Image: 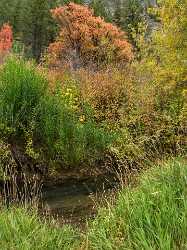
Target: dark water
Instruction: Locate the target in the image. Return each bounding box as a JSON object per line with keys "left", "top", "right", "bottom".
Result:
{"left": 41, "top": 175, "right": 117, "bottom": 226}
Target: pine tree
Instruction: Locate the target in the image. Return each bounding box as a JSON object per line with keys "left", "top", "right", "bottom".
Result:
{"left": 21, "top": 0, "right": 59, "bottom": 60}
{"left": 89, "top": 0, "right": 112, "bottom": 22}
{"left": 113, "top": 0, "right": 145, "bottom": 40}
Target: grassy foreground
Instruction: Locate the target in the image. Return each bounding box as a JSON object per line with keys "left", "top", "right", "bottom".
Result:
{"left": 0, "top": 159, "right": 187, "bottom": 250}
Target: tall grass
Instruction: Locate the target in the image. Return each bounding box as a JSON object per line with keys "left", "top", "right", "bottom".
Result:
{"left": 0, "top": 57, "right": 47, "bottom": 136}
{"left": 0, "top": 159, "right": 186, "bottom": 250}
{"left": 0, "top": 57, "right": 113, "bottom": 168}
{"left": 37, "top": 88, "right": 114, "bottom": 166}
{"left": 87, "top": 159, "right": 187, "bottom": 249}
{"left": 0, "top": 207, "right": 79, "bottom": 250}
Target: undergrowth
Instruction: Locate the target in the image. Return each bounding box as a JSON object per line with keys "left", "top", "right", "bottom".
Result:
{"left": 0, "top": 159, "right": 186, "bottom": 250}
{"left": 0, "top": 57, "right": 113, "bottom": 169}
{"left": 0, "top": 207, "right": 80, "bottom": 250}
{"left": 87, "top": 159, "right": 187, "bottom": 250}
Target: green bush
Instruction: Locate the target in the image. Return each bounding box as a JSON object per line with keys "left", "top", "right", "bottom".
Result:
{"left": 36, "top": 84, "right": 114, "bottom": 167}
{"left": 0, "top": 57, "right": 113, "bottom": 168}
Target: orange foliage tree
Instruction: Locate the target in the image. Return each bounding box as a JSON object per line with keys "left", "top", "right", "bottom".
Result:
{"left": 0, "top": 23, "right": 13, "bottom": 63}
{"left": 48, "top": 3, "right": 133, "bottom": 69}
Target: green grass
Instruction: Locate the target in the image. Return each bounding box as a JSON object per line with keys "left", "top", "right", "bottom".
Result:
{"left": 87, "top": 159, "right": 187, "bottom": 250}
{"left": 0, "top": 207, "right": 80, "bottom": 250}
{"left": 0, "top": 57, "right": 113, "bottom": 167}
{"left": 0, "top": 56, "right": 47, "bottom": 134}
{"left": 0, "top": 159, "right": 186, "bottom": 249}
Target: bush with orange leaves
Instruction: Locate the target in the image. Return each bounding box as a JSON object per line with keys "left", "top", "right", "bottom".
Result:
{"left": 47, "top": 3, "right": 133, "bottom": 69}
{"left": 0, "top": 23, "right": 13, "bottom": 64}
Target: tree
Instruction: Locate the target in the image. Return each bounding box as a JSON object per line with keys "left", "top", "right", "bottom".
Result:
{"left": 132, "top": 0, "right": 187, "bottom": 153}
{"left": 0, "top": 23, "right": 13, "bottom": 63}
{"left": 113, "top": 0, "right": 145, "bottom": 44}
{"left": 89, "top": 0, "right": 112, "bottom": 22}
{"left": 47, "top": 3, "right": 133, "bottom": 69}
{"left": 0, "top": 0, "right": 61, "bottom": 61}
{"left": 22, "top": 0, "right": 59, "bottom": 61}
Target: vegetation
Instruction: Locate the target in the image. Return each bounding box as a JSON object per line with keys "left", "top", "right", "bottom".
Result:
{"left": 0, "top": 159, "right": 186, "bottom": 249}
{"left": 0, "top": 23, "right": 13, "bottom": 63}
{"left": 48, "top": 3, "right": 133, "bottom": 69}
{"left": 0, "top": 57, "right": 113, "bottom": 168}
{"left": 0, "top": 0, "right": 153, "bottom": 60}
{"left": 0, "top": 0, "right": 185, "bottom": 181}
{"left": 0, "top": 207, "right": 80, "bottom": 250}
{"left": 87, "top": 159, "right": 187, "bottom": 249}
{"left": 0, "top": 0, "right": 186, "bottom": 249}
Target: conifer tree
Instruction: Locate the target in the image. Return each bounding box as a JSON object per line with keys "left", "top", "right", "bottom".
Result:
{"left": 90, "top": 0, "right": 112, "bottom": 22}
{"left": 113, "top": 0, "right": 145, "bottom": 44}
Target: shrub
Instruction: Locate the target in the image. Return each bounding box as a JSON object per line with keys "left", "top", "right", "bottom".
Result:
{"left": 0, "top": 23, "right": 13, "bottom": 64}
{"left": 36, "top": 82, "right": 114, "bottom": 167}
{"left": 111, "top": 0, "right": 187, "bottom": 163}
{"left": 47, "top": 3, "right": 133, "bottom": 69}
{"left": 76, "top": 67, "right": 135, "bottom": 129}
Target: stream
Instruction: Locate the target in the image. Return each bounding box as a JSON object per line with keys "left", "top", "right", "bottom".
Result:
{"left": 41, "top": 174, "right": 118, "bottom": 226}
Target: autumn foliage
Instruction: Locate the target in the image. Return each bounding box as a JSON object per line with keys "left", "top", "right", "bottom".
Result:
{"left": 0, "top": 23, "right": 13, "bottom": 53}
{"left": 0, "top": 23, "right": 13, "bottom": 64}
{"left": 48, "top": 3, "right": 133, "bottom": 69}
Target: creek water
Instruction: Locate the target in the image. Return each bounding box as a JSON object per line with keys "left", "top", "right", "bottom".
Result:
{"left": 41, "top": 175, "right": 117, "bottom": 226}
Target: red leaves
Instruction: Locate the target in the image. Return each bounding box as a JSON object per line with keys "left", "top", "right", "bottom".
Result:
{"left": 0, "top": 23, "right": 13, "bottom": 53}
{"left": 48, "top": 3, "right": 133, "bottom": 68}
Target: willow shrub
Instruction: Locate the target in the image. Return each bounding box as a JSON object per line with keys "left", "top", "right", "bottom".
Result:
{"left": 0, "top": 57, "right": 113, "bottom": 168}
{"left": 109, "top": 0, "right": 187, "bottom": 164}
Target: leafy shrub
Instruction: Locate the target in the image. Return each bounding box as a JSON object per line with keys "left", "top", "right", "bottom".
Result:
{"left": 0, "top": 23, "right": 13, "bottom": 64}
{"left": 47, "top": 3, "right": 133, "bottom": 69}
{"left": 108, "top": 0, "right": 187, "bottom": 164}
{"left": 75, "top": 67, "right": 135, "bottom": 130}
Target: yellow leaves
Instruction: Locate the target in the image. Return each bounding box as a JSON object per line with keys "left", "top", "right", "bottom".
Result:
{"left": 62, "top": 86, "right": 79, "bottom": 111}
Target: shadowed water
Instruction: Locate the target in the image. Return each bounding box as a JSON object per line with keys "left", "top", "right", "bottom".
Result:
{"left": 41, "top": 175, "right": 117, "bottom": 225}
